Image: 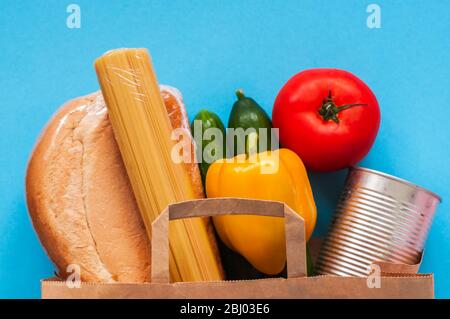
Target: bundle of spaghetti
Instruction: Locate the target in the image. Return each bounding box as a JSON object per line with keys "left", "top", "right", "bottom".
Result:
{"left": 95, "top": 48, "right": 223, "bottom": 282}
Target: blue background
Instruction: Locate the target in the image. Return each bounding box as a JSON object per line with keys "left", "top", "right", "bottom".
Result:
{"left": 0, "top": 0, "right": 449, "bottom": 298}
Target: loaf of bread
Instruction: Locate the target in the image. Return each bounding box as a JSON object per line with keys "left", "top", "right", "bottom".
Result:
{"left": 26, "top": 86, "right": 203, "bottom": 282}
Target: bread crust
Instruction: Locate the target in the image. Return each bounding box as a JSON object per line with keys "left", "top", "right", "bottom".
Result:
{"left": 26, "top": 86, "right": 206, "bottom": 283}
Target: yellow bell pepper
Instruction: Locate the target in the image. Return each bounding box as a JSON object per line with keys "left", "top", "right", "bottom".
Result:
{"left": 206, "top": 148, "right": 317, "bottom": 275}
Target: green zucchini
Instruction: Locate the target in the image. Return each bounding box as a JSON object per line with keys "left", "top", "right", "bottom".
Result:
{"left": 228, "top": 89, "right": 273, "bottom": 157}
{"left": 191, "top": 110, "right": 226, "bottom": 185}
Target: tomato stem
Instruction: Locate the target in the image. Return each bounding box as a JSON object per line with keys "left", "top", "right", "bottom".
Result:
{"left": 318, "top": 90, "right": 367, "bottom": 123}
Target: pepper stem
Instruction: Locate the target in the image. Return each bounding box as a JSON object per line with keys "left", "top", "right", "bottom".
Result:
{"left": 318, "top": 90, "right": 367, "bottom": 123}
{"left": 246, "top": 131, "right": 259, "bottom": 158}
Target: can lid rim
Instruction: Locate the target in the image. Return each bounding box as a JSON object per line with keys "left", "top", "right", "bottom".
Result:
{"left": 351, "top": 167, "right": 442, "bottom": 203}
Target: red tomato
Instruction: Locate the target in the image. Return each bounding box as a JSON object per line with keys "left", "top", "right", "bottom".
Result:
{"left": 272, "top": 69, "right": 380, "bottom": 172}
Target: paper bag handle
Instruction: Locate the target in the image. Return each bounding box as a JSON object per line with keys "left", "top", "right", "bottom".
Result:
{"left": 151, "top": 197, "right": 307, "bottom": 283}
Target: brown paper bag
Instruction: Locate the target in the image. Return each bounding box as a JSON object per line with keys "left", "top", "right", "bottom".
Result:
{"left": 41, "top": 198, "right": 434, "bottom": 299}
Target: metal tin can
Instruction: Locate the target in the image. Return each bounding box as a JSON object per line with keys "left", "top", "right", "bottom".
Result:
{"left": 315, "top": 167, "right": 441, "bottom": 277}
